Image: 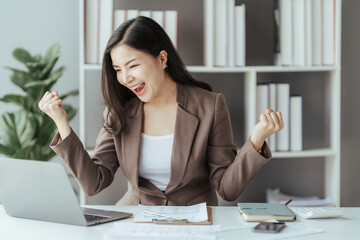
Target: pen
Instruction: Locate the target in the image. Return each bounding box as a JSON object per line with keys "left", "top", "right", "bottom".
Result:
{"left": 143, "top": 210, "right": 183, "bottom": 220}
{"left": 285, "top": 199, "right": 292, "bottom": 206}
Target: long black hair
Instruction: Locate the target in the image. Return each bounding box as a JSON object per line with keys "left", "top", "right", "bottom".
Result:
{"left": 101, "top": 16, "right": 212, "bottom": 135}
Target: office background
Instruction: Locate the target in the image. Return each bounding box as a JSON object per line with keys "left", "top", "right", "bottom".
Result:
{"left": 0, "top": 0, "right": 359, "bottom": 207}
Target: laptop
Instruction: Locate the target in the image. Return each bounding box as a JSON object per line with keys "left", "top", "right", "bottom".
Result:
{"left": 0, "top": 157, "right": 132, "bottom": 226}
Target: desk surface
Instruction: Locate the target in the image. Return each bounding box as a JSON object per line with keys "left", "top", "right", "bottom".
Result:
{"left": 0, "top": 205, "right": 359, "bottom": 240}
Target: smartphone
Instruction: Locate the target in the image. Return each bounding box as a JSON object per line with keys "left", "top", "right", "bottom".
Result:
{"left": 252, "top": 222, "right": 286, "bottom": 233}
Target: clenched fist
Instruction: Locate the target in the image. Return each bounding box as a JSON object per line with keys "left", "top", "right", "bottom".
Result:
{"left": 251, "top": 109, "right": 284, "bottom": 152}
{"left": 39, "top": 91, "right": 71, "bottom": 139}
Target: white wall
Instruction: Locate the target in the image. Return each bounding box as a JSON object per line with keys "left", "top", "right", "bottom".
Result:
{"left": 0, "top": 0, "right": 79, "bottom": 132}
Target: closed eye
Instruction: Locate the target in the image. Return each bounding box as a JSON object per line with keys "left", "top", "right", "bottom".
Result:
{"left": 130, "top": 64, "right": 139, "bottom": 69}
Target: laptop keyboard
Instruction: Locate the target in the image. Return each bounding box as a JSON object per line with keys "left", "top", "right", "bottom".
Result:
{"left": 84, "top": 213, "right": 111, "bottom": 222}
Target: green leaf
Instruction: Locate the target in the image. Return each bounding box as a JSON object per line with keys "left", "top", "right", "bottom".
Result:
{"left": 46, "top": 66, "right": 65, "bottom": 83}
{"left": 6, "top": 67, "right": 34, "bottom": 91}
{"left": 32, "top": 54, "right": 42, "bottom": 62}
{"left": 23, "top": 70, "right": 62, "bottom": 101}
{"left": 0, "top": 111, "right": 36, "bottom": 148}
{"left": 44, "top": 43, "right": 61, "bottom": 62}
{"left": 24, "top": 77, "right": 58, "bottom": 89}
{"left": 12, "top": 139, "right": 37, "bottom": 159}
{"left": 35, "top": 113, "right": 57, "bottom": 146}
{"left": 25, "top": 61, "right": 46, "bottom": 73}
{"left": 24, "top": 66, "right": 63, "bottom": 89}
{"left": 0, "top": 143, "right": 16, "bottom": 157}
{"left": 12, "top": 48, "right": 35, "bottom": 63}
{"left": 40, "top": 146, "right": 56, "bottom": 161}
{"left": 0, "top": 94, "right": 37, "bottom": 111}
{"left": 39, "top": 56, "right": 59, "bottom": 79}
{"left": 59, "top": 89, "right": 79, "bottom": 101}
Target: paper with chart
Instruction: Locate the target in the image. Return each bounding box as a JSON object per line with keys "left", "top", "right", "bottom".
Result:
{"left": 133, "top": 202, "right": 208, "bottom": 222}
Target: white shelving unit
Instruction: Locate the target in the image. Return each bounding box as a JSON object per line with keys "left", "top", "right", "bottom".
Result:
{"left": 79, "top": 0, "right": 342, "bottom": 206}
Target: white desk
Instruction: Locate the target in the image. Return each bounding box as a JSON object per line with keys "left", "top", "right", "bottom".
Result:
{"left": 0, "top": 205, "right": 359, "bottom": 240}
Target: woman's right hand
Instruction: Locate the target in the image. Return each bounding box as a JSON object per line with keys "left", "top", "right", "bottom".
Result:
{"left": 39, "top": 91, "right": 71, "bottom": 139}
{"left": 39, "top": 91, "right": 67, "bottom": 122}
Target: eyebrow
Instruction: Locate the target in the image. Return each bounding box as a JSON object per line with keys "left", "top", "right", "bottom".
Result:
{"left": 112, "top": 58, "right": 137, "bottom": 68}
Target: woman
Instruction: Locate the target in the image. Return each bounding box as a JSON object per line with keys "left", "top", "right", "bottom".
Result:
{"left": 39, "top": 16, "right": 283, "bottom": 206}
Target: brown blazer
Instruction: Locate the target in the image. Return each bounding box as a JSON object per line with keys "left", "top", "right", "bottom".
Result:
{"left": 51, "top": 84, "right": 272, "bottom": 206}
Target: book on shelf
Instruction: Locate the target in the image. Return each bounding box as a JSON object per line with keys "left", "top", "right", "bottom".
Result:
{"left": 227, "top": 0, "right": 236, "bottom": 67}
{"left": 305, "top": 0, "right": 312, "bottom": 66}
{"left": 113, "top": 9, "right": 126, "bottom": 31}
{"left": 214, "top": 0, "right": 228, "bottom": 66}
{"left": 268, "top": 83, "right": 277, "bottom": 151}
{"left": 85, "top": 0, "right": 99, "bottom": 64}
{"left": 257, "top": 83, "right": 303, "bottom": 152}
{"left": 126, "top": 9, "right": 139, "bottom": 20}
{"left": 280, "top": 0, "right": 293, "bottom": 65}
{"left": 279, "top": 0, "right": 335, "bottom": 67}
{"left": 139, "top": 10, "right": 151, "bottom": 18}
{"left": 236, "top": 0, "right": 275, "bottom": 66}
{"left": 164, "top": 11, "right": 178, "bottom": 48}
{"left": 322, "top": 0, "right": 335, "bottom": 65}
{"left": 152, "top": 10, "right": 164, "bottom": 28}
{"left": 235, "top": 4, "right": 245, "bottom": 67}
{"left": 256, "top": 84, "right": 270, "bottom": 147}
{"left": 98, "top": 0, "right": 113, "bottom": 64}
{"left": 214, "top": 0, "right": 246, "bottom": 67}
{"left": 85, "top": 2, "right": 179, "bottom": 64}
{"left": 276, "top": 83, "right": 290, "bottom": 151}
{"left": 237, "top": 202, "right": 296, "bottom": 222}
{"left": 292, "top": 0, "right": 306, "bottom": 66}
{"left": 290, "top": 96, "right": 303, "bottom": 151}
{"left": 312, "top": 0, "right": 322, "bottom": 65}
{"left": 273, "top": 0, "right": 281, "bottom": 65}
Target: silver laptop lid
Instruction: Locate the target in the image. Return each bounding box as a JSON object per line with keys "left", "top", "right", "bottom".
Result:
{"left": 0, "top": 157, "right": 88, "bottom": 226}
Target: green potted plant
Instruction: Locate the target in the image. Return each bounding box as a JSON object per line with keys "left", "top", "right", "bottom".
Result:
{"left": 0, "top": 43, "right": 78, "bottom": 161}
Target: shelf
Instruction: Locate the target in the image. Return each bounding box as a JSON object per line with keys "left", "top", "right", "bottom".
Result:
{"left": 187, "top": 66, "right": 338, "bottom": 73}
{"left": 81, "top": 64, "right": 338, "bottom": 73}
{"left": 271, "top": 148, "right": 336, "bottom": 158}
{"left": 82, "top": 64, "right": 102, "bottom": 71}
{"left": 79, "top": 0, "right": 342, "bottom": 206}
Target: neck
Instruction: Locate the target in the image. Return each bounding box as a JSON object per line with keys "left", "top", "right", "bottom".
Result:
{"left": 147, "top": 75, "right": 177, "bottom": 107}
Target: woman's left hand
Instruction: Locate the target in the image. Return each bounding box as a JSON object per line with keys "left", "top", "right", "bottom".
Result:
{"left": 250, "top": 109, "right": 284, "bottom": 152}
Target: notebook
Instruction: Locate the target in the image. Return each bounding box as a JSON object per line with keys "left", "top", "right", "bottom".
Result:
{"left": 0, "top": 157, "right": 132, "bottom": 226}
{"left": 237, "top": 203, "right": 296, "bottom": 222}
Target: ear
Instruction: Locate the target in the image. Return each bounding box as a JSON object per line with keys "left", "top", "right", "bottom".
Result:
{"left": 158, "top": 50, "right": 168, "bottom": 68}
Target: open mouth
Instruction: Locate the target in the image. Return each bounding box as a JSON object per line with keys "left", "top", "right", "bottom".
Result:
{"left": 130, "top": 83, "right": 146, "bottom": 95}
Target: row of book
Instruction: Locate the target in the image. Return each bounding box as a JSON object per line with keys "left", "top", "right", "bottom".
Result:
{"left": 214, "top": 0, "right": 245, "bottom": 67}
{"left": 257, "top": 83, "right": 302, "bottom": 152}
{"left": 85, "top": 0, "right": 178, "bottom": 64}
{"left": 277, "top": 0, "right": 336, "bottom": 66}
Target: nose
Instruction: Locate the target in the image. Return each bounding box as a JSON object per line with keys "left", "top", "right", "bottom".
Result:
{"left": 122, "top": 70, "right": 134, "bottom": 86}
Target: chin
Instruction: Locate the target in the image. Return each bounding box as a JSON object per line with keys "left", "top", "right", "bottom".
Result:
{"left": 137, "top": 95, "right": 151, "bottom": 103}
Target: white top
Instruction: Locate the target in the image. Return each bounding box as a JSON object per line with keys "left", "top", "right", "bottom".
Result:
{"left": 138, "top": 133, "right": 174, "bottom": 191}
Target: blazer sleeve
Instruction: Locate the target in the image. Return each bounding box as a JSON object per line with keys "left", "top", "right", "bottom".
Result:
{"left": 50, "top": 125, "right": 120, "bottom": 196}
{"left": 207, "top": 93, "right": 272, "bottom": 202}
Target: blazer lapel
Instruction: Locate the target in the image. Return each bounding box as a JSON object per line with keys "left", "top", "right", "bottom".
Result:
{"left": 166, "top": 85, "right": 200, "bottom": 194}
{"left": 121, "top": 99, "right": 143, "bottom": 188}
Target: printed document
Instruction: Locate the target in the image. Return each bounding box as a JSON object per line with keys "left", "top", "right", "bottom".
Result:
{"left": 133, "top": 202, "right": 208, "bottom": 222}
